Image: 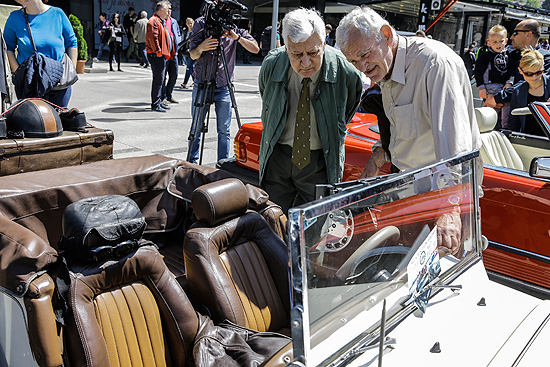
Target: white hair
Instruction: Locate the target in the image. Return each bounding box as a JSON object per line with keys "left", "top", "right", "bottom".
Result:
{"left": 282, "top": 8, "right": 325, "bottom": 44}
{"left": 336, "top": 6, "right": 391, "bottom": 51}
{"left": 140, "top": 11, "right": 147, "bottom": 18}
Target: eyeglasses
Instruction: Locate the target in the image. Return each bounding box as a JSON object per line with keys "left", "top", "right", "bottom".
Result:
{"left": 520, "top": 68, "right": 544, "bottom": 77}
{"left": 512, "top": 29, "right": 530, "bottom": 36}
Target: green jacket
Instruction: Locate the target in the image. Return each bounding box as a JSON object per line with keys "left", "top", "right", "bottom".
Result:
{"left": 258, "top": 46, "right": 362, "bottom": 185}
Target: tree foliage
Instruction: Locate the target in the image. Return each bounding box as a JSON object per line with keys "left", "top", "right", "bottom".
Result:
{"left": 525, "top": 0, "right": 542, "bottom": 8}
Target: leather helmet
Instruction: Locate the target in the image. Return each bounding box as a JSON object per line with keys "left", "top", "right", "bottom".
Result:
{"left": 60, "top": 195, "right": 147, "bottom": 263}
{"left": 5, "top": 99, "right": 63, "bottom": 138}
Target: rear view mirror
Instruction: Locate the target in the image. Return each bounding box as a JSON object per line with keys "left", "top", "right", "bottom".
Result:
{"left": 529, "top": 157, "right": 550, "bottom": 179}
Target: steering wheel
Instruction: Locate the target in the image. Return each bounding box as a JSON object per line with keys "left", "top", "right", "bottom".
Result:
{"left": 335, "top": 226, "right": 401, "bottom": 281}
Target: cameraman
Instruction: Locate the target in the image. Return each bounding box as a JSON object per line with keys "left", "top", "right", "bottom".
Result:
{"left": 187, "top": 1, "right": 259, "bottom": 164}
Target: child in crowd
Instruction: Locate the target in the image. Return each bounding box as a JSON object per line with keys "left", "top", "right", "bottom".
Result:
{"left": 475, "top": 25, "right": 512, "bottom": 128}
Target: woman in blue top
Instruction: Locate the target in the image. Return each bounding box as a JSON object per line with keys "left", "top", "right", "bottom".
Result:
{"left": 4, "top": 0, "right": 78, "bottom": 107}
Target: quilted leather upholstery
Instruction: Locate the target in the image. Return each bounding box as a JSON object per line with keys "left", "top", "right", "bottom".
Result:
{"left": 64, "top": 245, "right": 199, "bottom": 367}
{"left": 219, "top": 242, "right": 287, "bottom": 331}
{"left": 93, "top": 282, "right": 166, "bottom": 367}
{"left": 184, "top": 212, "right": 290, "bottom": 333}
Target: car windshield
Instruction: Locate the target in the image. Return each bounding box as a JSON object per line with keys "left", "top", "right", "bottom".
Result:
{"left": 288, "top": 151, "right": 482, "bottom": 366}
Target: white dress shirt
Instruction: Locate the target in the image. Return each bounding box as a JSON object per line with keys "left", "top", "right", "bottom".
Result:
{"left": 377, "top": 36, "right": 481, "bottom": 171}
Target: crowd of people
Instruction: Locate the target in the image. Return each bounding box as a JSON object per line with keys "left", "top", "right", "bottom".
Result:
{"left": 92, "top": 3, "right": 191, "bottom": 112}
{"left": 462, "top": 20, "right": 550, "bottom": 135}
{"left": 126, "top": 2, "right": 544, "bottom": 224}
{"left": 182, "top": 4, "right": 550, "bottom": 252}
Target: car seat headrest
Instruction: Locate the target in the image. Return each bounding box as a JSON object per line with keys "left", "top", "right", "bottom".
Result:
{"left": 475, "top": 107, "right": 498, "bottom": 133}
{"left": 191, "top": 178, "right": 248, "bottom": 227}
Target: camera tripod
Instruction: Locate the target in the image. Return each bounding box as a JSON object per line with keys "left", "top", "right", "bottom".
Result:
{"left": 187, "top": 39, "right": 242, "bottom": 164}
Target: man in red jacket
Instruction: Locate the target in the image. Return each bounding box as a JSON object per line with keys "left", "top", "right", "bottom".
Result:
{"left": 145, "top": 1, "right": 175, "bottom": 112}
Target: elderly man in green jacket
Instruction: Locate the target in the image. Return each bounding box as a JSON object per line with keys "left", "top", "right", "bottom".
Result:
{"left": 258, "top": 8, "right": 362, "bottom": 214}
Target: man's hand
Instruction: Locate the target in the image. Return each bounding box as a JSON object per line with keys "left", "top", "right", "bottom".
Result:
{"left": 436, "top": 209, "right": 461, "bottom": 257}
{"left": 223, "top": 29, "right": 239, "bottom": 41}
{"left": 224, "top": 28, "right": 260, "bottom": 54}
{"left": 190, "top": 36, "right": 218, "bottom": 60}
{"left": 360, "top": 147, "right": 387, "bottom": 178}
{"left": 504, "top": 82, "right": 513, "bottom": 90}
{"left": 483, "top": 94, "right": 503, "bottom": 108}
{"left": 198, "top": 36, "right": 219, "bottom": 52}
{"left": 479, "top": 88, "right": 488, "bottom": 100}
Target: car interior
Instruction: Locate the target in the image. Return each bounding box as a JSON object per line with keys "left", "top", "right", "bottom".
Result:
{"left": 475, "top": 104, "right": 550, "bottom": 173}
{"left": 475, "top": 106, "right": 525, "bottom": 170}
{"left": 0, "top": 155, "right": 292, "bottom": 367}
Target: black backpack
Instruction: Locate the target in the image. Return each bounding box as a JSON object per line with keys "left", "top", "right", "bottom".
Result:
{"left": 261, "top": 26, "right": 273, "bottom": 56}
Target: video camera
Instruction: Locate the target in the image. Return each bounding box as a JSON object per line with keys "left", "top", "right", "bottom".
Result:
{"left": 200, "top": 0, "right": 248, "bottom": 38}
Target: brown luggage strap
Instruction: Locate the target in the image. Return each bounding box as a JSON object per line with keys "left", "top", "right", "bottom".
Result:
{"left": 0, "top": 97, "right": 88, "bottom": 119}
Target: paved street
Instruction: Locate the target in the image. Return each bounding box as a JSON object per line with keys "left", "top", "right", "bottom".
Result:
{"left": 70, "top": 58, "right": 263, "bottom": 167}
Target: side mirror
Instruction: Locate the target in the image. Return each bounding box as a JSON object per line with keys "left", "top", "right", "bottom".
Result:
{"left": 529, "top": 157, "right": 550, "bottom": 179}
{"left": 481, "top": 235, "right": 488, "bottom": 251}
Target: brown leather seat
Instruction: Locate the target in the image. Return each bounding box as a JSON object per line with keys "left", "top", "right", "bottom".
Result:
{"left": 0, "top": 214, "right": 62, "bottom": 367}
{"left": 257, "top": 203, "right": 287, "bottom": 242}
{"left": 25, "top": 273, "right": 64, "bottom": 367}
{"left": 64, "top": 245, "right": 199, "bottom": 367}
{"left": 183, "top": 178, "right": 290, "bottom": 333}
{"left": 245, "top": 183, "right": 288, "bottom": 242}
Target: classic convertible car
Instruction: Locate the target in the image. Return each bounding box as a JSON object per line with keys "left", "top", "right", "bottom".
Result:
{"left": 2, "top": 152, "right": 550, "bottom": 366}
{"left": 0, "top": 155, "right": 289, "bottom": 367}
{"left": 219, "top": 102, "right": 550, "bottom": 297}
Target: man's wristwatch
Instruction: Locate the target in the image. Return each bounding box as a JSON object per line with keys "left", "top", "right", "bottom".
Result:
{"left": 236, "top": 34, "right": 241, "bottom": 42}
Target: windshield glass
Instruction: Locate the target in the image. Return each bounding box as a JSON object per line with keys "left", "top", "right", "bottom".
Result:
{"left": 288, "top": 152, "right": 482, "bottom": 366}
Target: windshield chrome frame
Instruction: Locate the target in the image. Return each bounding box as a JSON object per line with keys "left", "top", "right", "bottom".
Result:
{"left": 288, "top": 151, "right": 482, "bottom": 366}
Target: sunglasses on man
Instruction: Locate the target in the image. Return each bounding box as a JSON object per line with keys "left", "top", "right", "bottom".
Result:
{"left": 512, "top": 29, "right": 530, "bottom": 36}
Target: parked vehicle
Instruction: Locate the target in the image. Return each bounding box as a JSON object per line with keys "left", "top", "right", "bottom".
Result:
{"left": 3, "top": 152, "right": 550, "bottom": 366}
{"left": 218, "top": 102, "right": 550, "bottom": 297}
